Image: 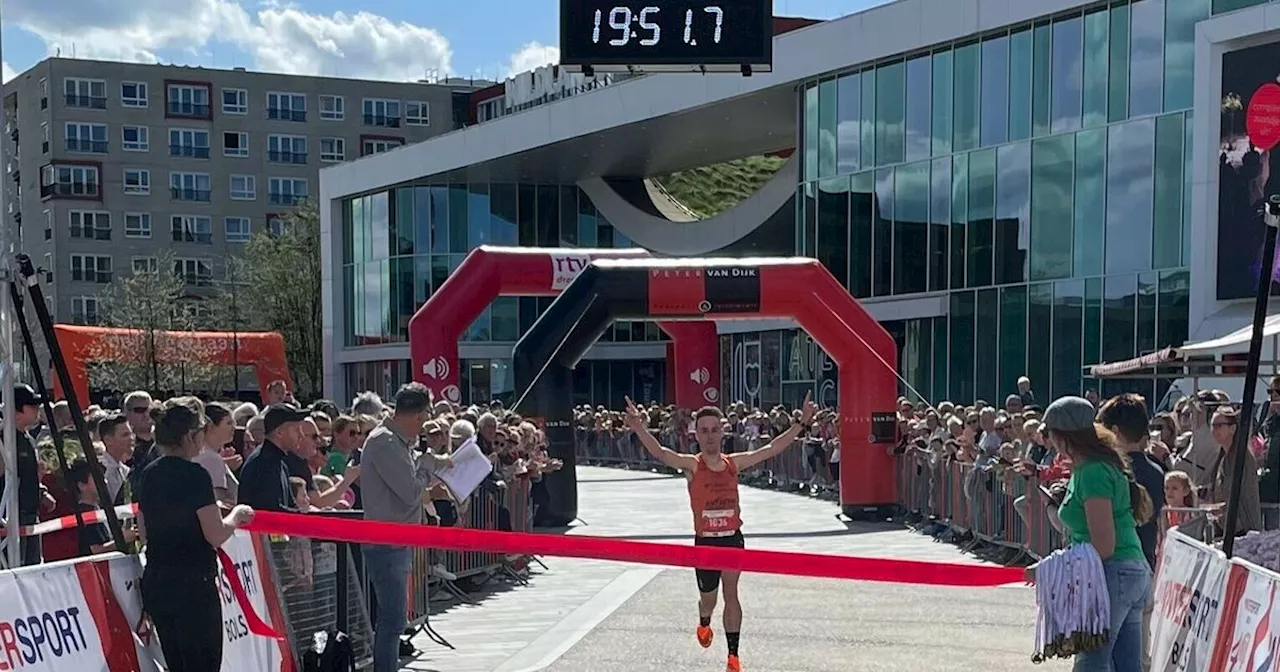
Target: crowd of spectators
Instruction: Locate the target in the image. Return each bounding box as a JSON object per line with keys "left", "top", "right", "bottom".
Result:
{"left": 1, "top": 380, "right": 562, "bottom": 569}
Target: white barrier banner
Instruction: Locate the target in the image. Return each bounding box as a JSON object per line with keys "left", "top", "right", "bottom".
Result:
{"left": 216, "top": 531, "right": 285, "bottom": 672}
{"left": 1151, "top": 530, "right": 1231, "bottom": 672}
{"left": 1210, "top": 561, "right": 1280, "bottom": 672}
{"left": 0, "top": 560, "right": 111, "bottom": 671}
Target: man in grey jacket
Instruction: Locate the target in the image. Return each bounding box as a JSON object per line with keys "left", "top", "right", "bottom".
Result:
{"left": 360, "top": 382, "right": 449, "bottom": 672}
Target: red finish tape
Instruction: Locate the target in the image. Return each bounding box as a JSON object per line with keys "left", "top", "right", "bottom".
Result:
{"left": 243, "top": 511, "right": 1025, "bottom": 588}
{"left": 216, "top": 547, "right": 285, "bottom": 640}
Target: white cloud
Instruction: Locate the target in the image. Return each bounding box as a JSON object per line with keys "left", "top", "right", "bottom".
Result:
{"left": 4, "top": 0, "right": 453, "bottom": 81}
{"left": 2, "top": 63, "right": 15, "bottom": 83}
{"left": 507, "top": 42, "right": 559, "bottom": 77}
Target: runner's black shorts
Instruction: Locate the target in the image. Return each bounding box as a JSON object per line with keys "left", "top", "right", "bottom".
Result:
{"left": 694, "top": 530, "right": 745, "bottom": 593}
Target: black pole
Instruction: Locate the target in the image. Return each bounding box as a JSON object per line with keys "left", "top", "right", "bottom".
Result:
{"left": 14, "top": 255, "right": 128, "bottom": 552}
{"left": 1222, "top": 199, "right": 1279, "bottom": 558}
{"left": 8, "top": 284, "right": 88, "bottom": 539}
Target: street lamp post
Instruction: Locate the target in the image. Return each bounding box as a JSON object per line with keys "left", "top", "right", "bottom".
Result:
{"left": 214, "top": 277, "right": 250, "bottom": 399}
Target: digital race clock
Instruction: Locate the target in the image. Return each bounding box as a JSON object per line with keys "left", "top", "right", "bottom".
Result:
{"left": 559, "top": 0, "right": 773, "bottom": 73}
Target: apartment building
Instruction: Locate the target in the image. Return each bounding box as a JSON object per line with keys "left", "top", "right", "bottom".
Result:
{"left": 1, "top": 58, "right": 487, "bottom": 326}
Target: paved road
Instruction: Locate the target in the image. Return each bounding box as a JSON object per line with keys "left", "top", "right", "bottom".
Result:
{"left": 401, "top": 467, "right": 1067, "bottom": 672}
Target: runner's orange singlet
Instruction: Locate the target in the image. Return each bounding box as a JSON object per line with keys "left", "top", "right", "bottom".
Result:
{"left": 689, "top": 454, "right": 742, "bottom": 537}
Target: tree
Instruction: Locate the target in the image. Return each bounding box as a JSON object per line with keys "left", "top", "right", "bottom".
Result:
{"left": 222, "top": 201, "right": 323, "bottom": 399}
{"left": 90, "top": 251, "right": 222, "bottom": 395}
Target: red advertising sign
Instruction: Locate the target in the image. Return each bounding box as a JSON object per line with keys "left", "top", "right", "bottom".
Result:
{"left": 1246, "top": 82, "right": 1280, "bottom": 151}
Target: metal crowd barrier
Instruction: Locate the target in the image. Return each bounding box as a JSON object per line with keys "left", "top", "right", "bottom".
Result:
{"left": 257, "top": 479, "right": 538, "bottom": 669}
{"left": 257, "top": 512, "right": 377, "bottom": 670}
{"left": 895, "top": 449, "right": 1065, "bottom": 560}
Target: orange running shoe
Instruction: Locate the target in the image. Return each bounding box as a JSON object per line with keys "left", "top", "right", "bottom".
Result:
{"left": 696, "top": 624, "right": 714, "bottom": 648}
{"left": 726, "top": 654, "right": 742, "bottom": 671}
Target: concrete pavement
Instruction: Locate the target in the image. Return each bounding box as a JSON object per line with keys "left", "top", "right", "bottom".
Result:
{"left": 400, "top": 466, "right": 1068, "bottom": 672}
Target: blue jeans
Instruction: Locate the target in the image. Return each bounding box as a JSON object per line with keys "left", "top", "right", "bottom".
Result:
{"left": 1074, "top": 558, "right": 1151, "bottom": 672}
{"left": 364, "top": 545, "right": 412, "bottom": 672}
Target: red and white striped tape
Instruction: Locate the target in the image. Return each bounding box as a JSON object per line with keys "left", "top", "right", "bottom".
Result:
{"left": 2, "top": 503, "right": 138, "bottom": 537}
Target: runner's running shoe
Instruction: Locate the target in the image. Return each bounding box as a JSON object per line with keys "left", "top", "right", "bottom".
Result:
{"left": 696, "top": 625, "right": 714, "bottom": 648}
{"left": 726, "top": 654, "right": 742, "bottom": 671}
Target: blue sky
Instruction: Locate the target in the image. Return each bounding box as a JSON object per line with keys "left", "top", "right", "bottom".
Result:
{"left": 0, "top": 0, "right": 885, "bottom": 83}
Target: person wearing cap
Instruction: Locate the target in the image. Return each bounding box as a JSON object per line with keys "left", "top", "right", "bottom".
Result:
{"left": 237, "top": 404, "right": 311, "bottom": 512}
{"left": 1027, "top": 396, "right": 1154, "bottom": 672}
{"left": 360, "top": 382, "right": 451, "bottom": 672}
{"left": 0, "top": 384, "right": 46, "bottom": 565}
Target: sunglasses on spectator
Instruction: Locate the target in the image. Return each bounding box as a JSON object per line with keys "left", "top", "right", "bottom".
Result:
{"left": 129, "top": 407, "right": 149, "bottom": 414}
{"left": 1211, "top": 420, "right": 1237, "bottom": 428}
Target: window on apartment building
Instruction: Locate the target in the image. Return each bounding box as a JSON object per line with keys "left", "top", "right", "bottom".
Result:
{"left": 71, "top": 296, "right": 101, "bottom": 325}
{"left": 40, "top": 122, "right": 49, "bottom": 153}
{"left": 225, "top": 217, "right": 252, "bottom": 243}
{"left": 171, "top": 215, "right": 213, "bottom": 244}
{"left": 168, "top": 84, "right": 211, "bottom": 117}
{"left": 267, "top": 134, "right": 307, "bottom": 164}
{"left": 125, "top": 212, "right": 151, "bottom": 239}
{"left": 362, "top": 98, "right": 401, "bottom": 127}
{"left": 229, "top": 175, "right": 256, "bottom": 200}
{"left": 123, "top": 168, "right": 150, "bottom": 195}
{"left": 405, "top": 101, "right": 430, "bottom": 126}
{"left": 169, "top": 128, "right": 211, "bottom": 158}
{"left": 223, "top": 131, "right": 248, "bottom": 158}
{"left": 69, "top": 210, "right": 111, "bottom": 240}
{"left": 267, "top": 177, "right": 307, "bottom": 205}
{"left": 169, "top": 172, "right": 211, "bottom": 201}
{"left": 267, "top": 214, "right": 287, "bottom": 237}
{"left": 222, "top": 88, "right": 248, "bottom": 114}
{"left": 320, "top": 137, "right": 345, "bottom": 162}
{"left": 122, "top": 125, "right": 149, "bottom": 152}
{"left": 64, "top": 78, "right": 107, "bottom": 109}
{"left": 320, "top": 95, "right": 345, "bottom": 121}
{"left": 174, "top": 258, "right": 214, "bottom": 286}
{"left": 41, "top": 164, "right": 100, "bottom": 198}
{"left": 132, "top": 256, "right": 158, "bottom": 274}
{"left": 70, "top": 254, "right": 112, "bottom": 283}
{"left": 65, "top": 123, "right": 108, "bottom": 153}
{"left": 267, "top": 92, "right": 306, "bottom": 121}
{"left": 361, "top": 138, "right": 402, "bottom": 156}
{"left": 121, "top": 82, "right": 148, "bottom": 108}
{"left": 43, "top": 209, "right": 52, "bottom": 241}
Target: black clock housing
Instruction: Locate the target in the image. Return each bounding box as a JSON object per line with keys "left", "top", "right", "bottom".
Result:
{"left": 560, "top": 0, "right": 773, "bottom": 71}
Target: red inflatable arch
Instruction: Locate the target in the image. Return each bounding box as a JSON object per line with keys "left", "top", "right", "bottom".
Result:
{"left": 512, "top": 257, "right": 899, "bottom": 522}
{"left": 407, "top": 246, "right": 720, "bottom": 407}
{"left": 51, "top": 324, "right": 293, "bottom": 403}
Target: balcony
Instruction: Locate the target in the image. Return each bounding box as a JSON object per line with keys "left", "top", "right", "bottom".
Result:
{"left": 170, "top": 188, "right": 211, "bottom": 202}
{"left": 172, "top": 230, "right": 213, "bottom": 244}
{"left": 180, "top": 273, "right": 214, "bottom": 287}
{"left": 71, "top": 271, "right": 112, "bottom": 284}
{"left": 267, "top": 108, "right": 306, "bottom": 122}
{"left": 168, "top": 101, "right": 211, "bottom": 118}
{"left": 41, "top": 182, "right": 99, "bottom": 199}
{"left": 71, "top": 309, "right": 100, "bottom": 325}
{"left": 70, "top": 227, "right": 112, "bottom": 241}
{"left": 268, "top": 150, "right": 307, "bottom": 164}
{"left": 268, "top": 192, "right": 305, "bottom": 206}
{"left": 65, "top": 94, "right": 107, "bottom": 109}
{"left": 169, "top": 144, "right": 211, "bottom": 159}
{"left": 363, "top": 113, "right": 401, "bottom": 128}
{"left": 66, "top": 139, "right": 108, "bottom": 153}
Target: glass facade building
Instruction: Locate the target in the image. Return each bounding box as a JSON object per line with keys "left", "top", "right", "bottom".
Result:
{"left": 339, "top": 183, "right": 669, "bottom": 404}
{"left": 331, "top": 0, "right": 1263, "bottom": 410}
{"left": 794, "top": 0, "right": 1209, "bottom": 406}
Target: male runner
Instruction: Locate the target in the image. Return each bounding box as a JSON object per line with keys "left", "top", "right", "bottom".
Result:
{"left": 623, "top": 392, "right": 817, "bottom": 672}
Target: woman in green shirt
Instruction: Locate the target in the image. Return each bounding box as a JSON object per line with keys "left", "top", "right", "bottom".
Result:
{"left": 1032, "top": 396, "right": 1153, "bottom": 672}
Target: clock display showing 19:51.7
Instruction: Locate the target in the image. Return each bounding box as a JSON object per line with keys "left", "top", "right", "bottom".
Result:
{"left": 559, "top": 0, "right": 771, "bottom": 66}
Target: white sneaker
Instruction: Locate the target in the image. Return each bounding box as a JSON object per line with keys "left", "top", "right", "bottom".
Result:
{"left": 431, "top": 563, "right": 457, "bottom": 581}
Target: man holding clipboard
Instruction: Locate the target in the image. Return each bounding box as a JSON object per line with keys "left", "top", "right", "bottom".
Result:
{"left": 358, "top": 383, "right": 451, "bottom": 672}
